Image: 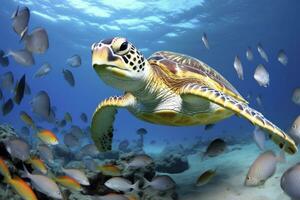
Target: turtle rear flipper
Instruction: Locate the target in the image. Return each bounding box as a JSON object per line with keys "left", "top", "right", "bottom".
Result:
{"left": 180, "top": 83, "right": 297, "bottom": 154}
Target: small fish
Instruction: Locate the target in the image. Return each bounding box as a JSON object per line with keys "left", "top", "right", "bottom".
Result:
{"left": 289, "top": 115, "right": 300, "bottom": 145}
{"left": 277, "top": 49, "right": 288, "bottom": 66}
{"left": 196, "top": 169, "right": 217, "bottom": 186}
{"left": 62, "top": 167, "right": 90, "bottom": 186}
{"left": 2, "top": 98, "right": 14, "bottom": 116}
{"left": 6, "top": 176, "right": 38, "bottom": 200}
{"left": 97, "top": 164, "right": 122, "bottom": 176}
{"left": 257, "top": 43, "right": 269, "bottom": 62}
{"left": 23, "top": 28, "right": 49, "bottom": 54}
{"left": 26, "top": 156, "right": 47, "bottom": 174}
{"left": 63, "top": 133, "right": 79, "bottom": 148}
{"left": 64, "top": 112, "right": 72, "bottom": 122}
{"left": 70, "top": 125, "right": 83, "bottom": 139}
{"left": 80, "top": 112, "right": 88, "bottom": 122}
{"left": 4, "top": 138, "right": 30, "bottom": 161}
{"left": 14, "top": 74, "right": 26, "bottom": 104}
{"left": 124, "top": 154, "right": 153, "bottom": 169}
{"left": 93, "top": 194, "right": 130, "bottom": 200}
{"left": 254, "top": 64, "right": 269, "bottom": 87}
{"left": 0, "top": 50, "right": 9, "bottom": 66}
{"left": 54, "top": 175, "right": 82, "bottom": 191}
{"left": 253, "top": 127, "right": 266, "bottom": 151}
{"left": 37, "top": 130, "right": 59, "bottom": 145}
{"left": 1, "top": 71, "right": 14, "bottom": 90}
{"left": 34, "top": 63, "right": 51, "bottom": 78}
{"left": 37, "top": 144, "right": 54, "bottom": 164}
{"left": 246, "top": 47, "right": 253, "bottom": 61}
{"left": 23, "top": 166, "right": 63, "bottom": 199}
{"left": 143, "top": 175, "right": 175, "bottom": 191}
{"left": 280, "top": 163, "right": 300, "bottom": 200}
{"left": 233, "top": 55, "right": 244, "bottom": 80}
{"left": 67, "top": 54, "right": 81, "bottom": 67}
{"left": 78, "top": 144, "right": 99, "bottom": 158}
{"left": 245, "top": 150, "right": 285, "bottom": 186}
{"left": 202, "top": 138, "right": 227, "bottom": 159}
{"left": 30, "top": 91, "right": 51, "bottom": 119}
{"left": 20, "top": 111, "right": 35, "bottom": 128}
{"left": 0, "top": 157, "right": 11, "bottom": 179}
{"left": 12, "top": 6, "right": 30, "bottom": 37}
{"left": 105, "top": 177, "right": 139, "bottom": 192}
{"left": 201, "top": 32, "right": 210, "bottom": 49}
{"left": 62, "top": 69, "right": 75, "bottom": 87}
{"left": 5, "top": 49, "right": 35, "bottom": 66}
{"left": 292, "top": 88, "right": 300, "bottom": 105}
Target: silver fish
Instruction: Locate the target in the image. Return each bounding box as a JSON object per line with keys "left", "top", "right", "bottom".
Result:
{"left": 201, "top": 32, "right": 210, "bottom": 49}
{"left": 34, "top": 63, "right": 51, "bottom": 78}
{"left": 62, "top": 69, "right": 75, "bottom": 87}
{"left": 289, "top": 115, "right": 300, "bottom": 145}
{"left": 62, "top": 167, "right": 90, "bottom": 186}
{"left": 125, "top": 154, "right": 153, "bottom": 169}
{"left": 38, "top": 144, "right": 54, "bottom": 164}
{"left": 254, "top": 64, "right": 269, "bottom": 87}
{"left": 277, "top": 49, "right": 288, "bottom": 66}
{"left": 245, "top": 150, "right": 284, "bottom": 186}
{"left": 257, "top": 43, "right": 269, "bottom": 62}
{"left": 4, "top": 138, "right": 30, "bottom": 161}
{"left": 253, "top": 127, "right": 266, "bottom": 151}
{"left": 23, "top": 166, "right": 62, "bottom": 199}
{"left": 14, "top": 74, "right": 26, "bottom": 105}
{"left": 104, "top": 177, "right": 139, "bottom": 192}
{"left": 6, "top": 49, "right": 35, "bottom": 66}
{"left": 24, "top": 28, "right": 49, "bottom": 54}
{"left": 30, "top": 91, "right": 51, "bottom": 119}
{"left": 80, "top": 112, "right": 88, "bottom": 123}
{"left": 2, "top": 98, "right": 14, "bottom": 116}
{"left": 64, "top": 133, "right": 79, "bottom": 148}
{"left": 0, "top": 50, "right": 9, "bottom": 67}
{"left": 12, "top": 6, "right": 30, "bottom": 37}
{"left": 233, "top": 55, "right": 244, "bottom": 80}
{"left": 292, "top": 88, "right": 300, "bottom": 105}
{"left": 1, "top": 71, "right": 14, "bottom": 90}
{"left": 281, "top": 163, "right": 300, "bottom": 200}
{"left": 67, "top": 54, "right": 81, "bottom": 67}
{"left": 144, "top": 175, "right": 176, "bottom": 191}
{"left": 246, "top": 47, "right": 253, "bottom": 61}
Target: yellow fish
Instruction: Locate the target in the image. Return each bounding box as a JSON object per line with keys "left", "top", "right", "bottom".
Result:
{"left": 7, "top": 176, "right": 38, "bottom": 200}
{"left": 19, "top": 111, "right": 36, "bottom": 129}
{"left": 97, "top": 164, "right": 122, "bottom": 176}
{"left": 54, "top": 175, "right": 82, "bottom": 191}
{"left": 26, "top": 156, "right": 47, "bottom": 174}
{"left": 196, "top": 169, "right": 217, "bottom": 186}
{"left": 0, "top": 157, "right": 11, "bottom": 179}
{"left": 37, "top": 130, "right": 59, "bottom": 145}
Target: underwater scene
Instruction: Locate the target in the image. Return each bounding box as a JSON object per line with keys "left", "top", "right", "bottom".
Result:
{"left": 0, "top": 0, "right": 300, "bottom": 199}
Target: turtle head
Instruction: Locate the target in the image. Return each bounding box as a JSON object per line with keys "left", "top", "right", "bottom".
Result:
{"left": 92, "top": 37, "right": 149, "bottom": 92}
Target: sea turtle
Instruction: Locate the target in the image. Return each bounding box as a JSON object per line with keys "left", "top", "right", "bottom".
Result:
{"left": 90, "top": 37, "right": 297, "bottom": 154}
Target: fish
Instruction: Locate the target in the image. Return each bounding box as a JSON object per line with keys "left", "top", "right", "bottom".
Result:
{"left": 1, "top": 71, "right": 14, "bottom": 90}
{"left": 23, "top": 166, "right": 63, "bottom": 199}
{"left": 23, "top": 28, "right": 49, "bottom": 54}
{"left": 245, "top": 150, "right": 285, "bottom": 186}
{"left": 280, "top": 163, "right": 300, "bottom": 200}
{"left": 0, "top": 50, "right": 9, "bottom": 66}
{"left": 254, "top": 64, "right": 269, "bottom": 87}
{"left": 201, "top": 32, "right": 210, "bottom": 49}
{"left": 2, "top": 98, "right": 14, "bottom": 116}
{"left": 257, "top": 43, "right": 269, "bottom": 62}
{"left": 277, "top": 49, "right": 288, "bottom": 66}
{"left": 78, "top": 144, "right": 99, "bottom": 158}
{"left": 6, "top": 176, "right": 38, "bottom": 200}
{"left": 289, "top": 115, "right": 300, "bottom": 145}
{"left": 233, "top": 55, "right": 244, "bottom": 80}
{"left": 37, "top": 130, "right": 59, "bottom": 145}
{"left": 30, "top": 91, "right": 51, "bottom": 119}
{"left": 143, "top": 175, "right": 175, "bottom": 191}
{"left": 292, "top": 88, "right": 300, "bottom": 105}
{"left": 105, "top": 177, "right": 139, "bottom": 192}
{"left": 92, "top": 194, "right": 130, "bottom": 200}
{"left": 37, "top": 144, "right": 54, "bottom": 164}
{"left": 64, "top": 112, "right": 72, "bottom": 123}
{"left": 124, "top": 154, "right": 153, "bottom": 169}
{"left": 196, "top": 169, "right": 217, "bottom": 186}
{"left": 26, "top": 156, "right": 47, "bottom": 174}
{"left": 34, "top": 63, "right": 51, "bottom": 78}
{"left": 97, "top": 164, "right": 122, "bottom": 176}
{"left": 253, "top": 127, "right": 266, "bottom": 151}
{"left": 5, "top": 49, "right": 35, "bottom": 66}
{"left": 202, "top": 138, "right": 227, "bottom": 159}
{"left": 46, "top": 106, "right": 56, "bottom": 123}
{"left": 67, "top": 54, "right": 81, "bottom": 67}
{"left": 80, "top": 112, "right": 88, "bottom": 122}
{"left": 63, "top": 133, "right": 79, "bottom": 148}
{"left": 54, "top": 175, "right": 82, "bottom": 191}
{"left": 62, "top": 69, "right": 75, "bottom": 87}
{"left": 24, "top": 81, "right": 31, "bottom": 95}
{"left": 62, "top": 167, "right": 90, "bottom": 186}
{"left": 246, "top": 47, "right": 253, "bottom": 61}
{"left": 14, "top": 74, "right": 26, "bottom": 104}
{"left": 0, "top": 157, "right": 11, "bottom": 179}
{"left": 4, "top": 138, "right": 30, "bottom": 161}
{"left": 12, "top": 6, "right": 30, "bottom": 37}
{"left": 70, "top": 125, "right": 83, "bottom": 139}
{"left": 20, "top": 111, "right": 35, "bottom": 129}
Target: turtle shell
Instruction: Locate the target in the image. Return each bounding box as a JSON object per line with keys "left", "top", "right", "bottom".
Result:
{"left": 148, "top": 51, "right": 247, "bottom": 103}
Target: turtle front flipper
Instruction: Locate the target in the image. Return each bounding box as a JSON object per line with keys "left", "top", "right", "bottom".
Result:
{"left": 91, "top": 93, "right": 136, "bottom": 152}
{"left": 180, "top": 83, "right": 297, "bottom": 154}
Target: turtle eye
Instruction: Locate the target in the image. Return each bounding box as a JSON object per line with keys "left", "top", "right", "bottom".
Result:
{"left": 116, "top": 41, "right": 130, "bottom": 55}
